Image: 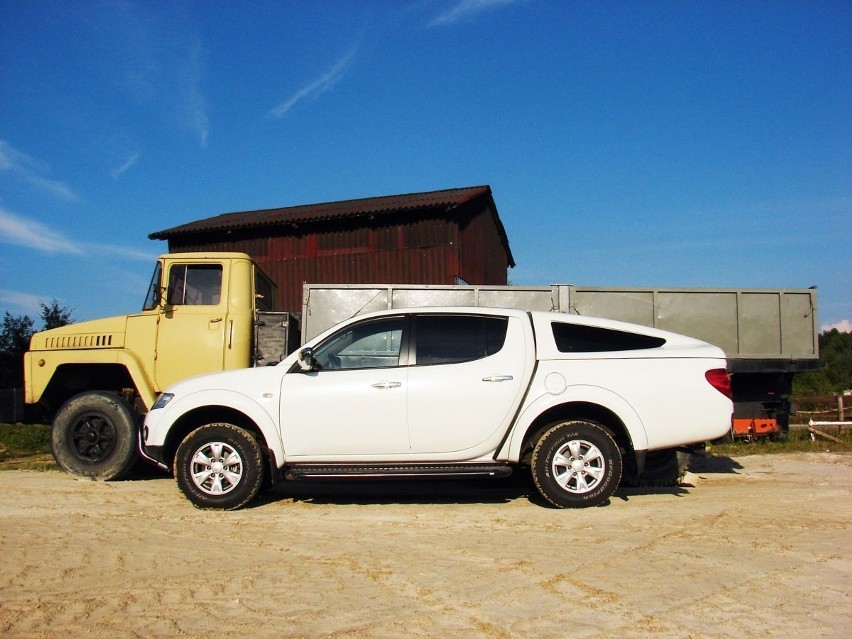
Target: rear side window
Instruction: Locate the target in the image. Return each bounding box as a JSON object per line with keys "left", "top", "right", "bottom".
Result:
{"left": 552, "top": 322, "right": 666, "bottom": 353}
{"left": 416, "top": 315, "right": 508, "bottom": 365}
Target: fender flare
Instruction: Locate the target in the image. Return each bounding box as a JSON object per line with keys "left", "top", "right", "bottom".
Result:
{"left": 155, "top": 388, "right": 285, "bottom": 467}
{"left": 501, "top": 384, "right": 649, "bottom": 460}
{"left": 28, "top": 349, "right": 159, "bottom": 409}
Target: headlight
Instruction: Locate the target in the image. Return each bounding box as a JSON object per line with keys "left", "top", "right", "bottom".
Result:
{"left": 151, "top": 392, "right": 175, "bottom": 410}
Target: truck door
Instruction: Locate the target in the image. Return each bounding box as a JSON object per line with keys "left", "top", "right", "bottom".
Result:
{"left": 406, "top": 314, "right": 531, "bottom": 456}
{"left": 154, "top": 262, "right": 228, "bottom": 390}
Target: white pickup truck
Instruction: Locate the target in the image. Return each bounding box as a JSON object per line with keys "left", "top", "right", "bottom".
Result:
{"left": 142, "top": 307, "right": 733, "bottom": 510}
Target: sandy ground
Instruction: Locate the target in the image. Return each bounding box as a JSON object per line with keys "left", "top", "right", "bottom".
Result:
{"left": 0, "top": 453, "right": 850, "bottom": 639}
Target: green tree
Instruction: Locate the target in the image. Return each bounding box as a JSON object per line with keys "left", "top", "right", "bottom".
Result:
{"left": 40, "top": 299, "right": 73, "bottom": 330}
{"left": 0, "top": 313, "right": 35, "bottom": 388}
{"left": 793, "top": 328, "right": 852, "bottom": 395}
{"left": 0, "top": 300, "right": 74, "bottom": 388}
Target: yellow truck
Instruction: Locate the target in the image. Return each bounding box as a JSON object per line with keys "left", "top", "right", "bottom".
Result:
{"left": 24, "top": 253, "right": 293, "bottom": 479}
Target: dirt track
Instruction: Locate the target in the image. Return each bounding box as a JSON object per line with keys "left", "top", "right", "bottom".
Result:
{"left": 1, "top": 452, "right": 850, "bottom": 639}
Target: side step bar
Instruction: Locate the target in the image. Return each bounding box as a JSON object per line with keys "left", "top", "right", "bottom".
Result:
{"left": 284, "top": 463, "right": 513, "bottom": 481}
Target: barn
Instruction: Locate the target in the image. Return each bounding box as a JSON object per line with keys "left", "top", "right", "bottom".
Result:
{"left": 149, "top": 185, "right": 515, "bottom": 313}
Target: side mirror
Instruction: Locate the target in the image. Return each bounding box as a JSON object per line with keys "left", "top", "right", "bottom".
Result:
{"left": 297, "top": 347, "right": 315, "bottom": 372}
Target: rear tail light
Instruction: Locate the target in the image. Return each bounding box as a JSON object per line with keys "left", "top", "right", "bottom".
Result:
{"left": 705, "top": 368, "right": 732, "bottom": 399}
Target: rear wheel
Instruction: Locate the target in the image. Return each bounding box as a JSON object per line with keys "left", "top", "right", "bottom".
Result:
{"left": 51, "top": 391, "right": 138, "bottom": 480}
{"left": 531, "top": 420, "right": 622, "bottom": 508}
{"left": 175, "top": 423, "right": 264, "bottom": 510}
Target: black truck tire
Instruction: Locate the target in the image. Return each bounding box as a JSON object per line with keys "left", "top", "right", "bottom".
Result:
{"left": 51, "top": 391, "right": 138, "bottom": 480}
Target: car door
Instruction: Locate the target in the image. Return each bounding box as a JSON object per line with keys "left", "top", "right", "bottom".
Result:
{"left": 406, "top": 313, "right": 531, "bottom": 456}
{"left": 279, "top": 315, "right": 410, "bottom": 457}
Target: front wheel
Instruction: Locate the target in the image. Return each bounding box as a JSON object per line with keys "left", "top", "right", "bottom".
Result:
{"left": 51, "top": 391, "right": 138, "bottom": 480}
{"left": 530, "top": 420, "right": 622, "bottom": 508}
{"left": 175, "top": 423, "right": 264, "bottom": 510}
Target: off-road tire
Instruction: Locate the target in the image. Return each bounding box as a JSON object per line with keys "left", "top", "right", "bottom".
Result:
{"left": 51, "top": 391, "right": 138, "bottom": 480}
{"left": 175, "top": 423, "right": 264, "bottom": 510}
{"left": 531, "top": 420, "right": 622, "bottom": 508}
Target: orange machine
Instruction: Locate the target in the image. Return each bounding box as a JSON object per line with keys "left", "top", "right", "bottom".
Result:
{"left": 731, "top": 418, "right": 780, "bottom": 440}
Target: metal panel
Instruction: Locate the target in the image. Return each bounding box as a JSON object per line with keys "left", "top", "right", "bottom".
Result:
{"left": 303, "top": 283, "right": 818, "bottom": 362}
{"left": 564, "top": 286, "right": 818, "bottom": 360}
{"left": 738, "top": 293, "right": 782, "bottom": 356}
{"left": 567, "top": 289, "right": 656, "bottom": 326}
{"left": 391, "top": 288, "right": 477, "bottom": 308}
{"left": 302, "top": 284, "right": 553, "bottom": 343}
{"left": 781, "top": 291, "right": 819, "bottom": 357}
{"left": 656, "top": 292, "right": 740, "bottom": 354}
{"left": 303, "top": 287, "right": 390, "bottom": 342}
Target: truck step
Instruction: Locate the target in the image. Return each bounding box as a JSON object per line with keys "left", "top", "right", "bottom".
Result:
{"left": 284, "top": 463, "right": 513, "bottom": 481}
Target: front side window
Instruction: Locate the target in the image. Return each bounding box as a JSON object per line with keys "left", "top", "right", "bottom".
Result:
{"left": 313, "top": 317, "right": 404, "bottom": 370}
{"left": 415, "top": 315, "right": 508, "bottom": 365}
{"left": 552, "top": 322, "right": 666, "bottom": 353}
{"left": 166, "top": 264, "right": 223, "bottom": 306}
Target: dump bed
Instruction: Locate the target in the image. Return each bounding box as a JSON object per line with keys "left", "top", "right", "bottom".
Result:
{"left": 301, "top": 284, "right": 818, "bottom": 368}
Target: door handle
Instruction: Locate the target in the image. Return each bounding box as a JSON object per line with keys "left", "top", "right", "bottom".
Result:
{"left": 482, "top": 375, "right": 513, "bottom": 382}
{"left": 371, "top": 381, "right": 402, "bottom": 389}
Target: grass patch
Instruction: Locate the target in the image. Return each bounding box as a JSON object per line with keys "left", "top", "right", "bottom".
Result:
{"left": 708, "top": 425, "right": 852, "bottom": 457}
{"left": 0, "top": 423, "right": 57, "bottom": 471}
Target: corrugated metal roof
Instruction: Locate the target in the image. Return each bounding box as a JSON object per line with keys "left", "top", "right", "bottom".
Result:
{"left": 149, "top": 185, "right": 495, "bottom": 240}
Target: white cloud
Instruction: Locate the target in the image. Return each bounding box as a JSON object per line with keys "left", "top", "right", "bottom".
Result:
{"left": 428, "top": 0, "right": 523, "bottom": 27}
{"left": 0, "top": 207, "right": 153, "bottom": 261}
{"left": 822, "top": 320, "right": 852, "bottom": 333}
{"left": 268, "top": 45, "right": 359, "bottom": 119}
{"left": 81, "top": 242, "right": 158, "bottom": 261}
{"left": 179, "top": 35, "right": 209, "bottom": 147}
{"left": 110, "top": 153, "right": 140, "bottom": 179}
{"left": 0, "top": 288, "right": 43, "bottom": 315}
{"left": 0, "top": 140, "right": 78, "bottom": 202}
{"left": 0, "top": 207, "right": 84, "bottom": 255}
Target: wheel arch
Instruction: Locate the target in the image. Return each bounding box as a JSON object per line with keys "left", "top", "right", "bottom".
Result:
{"left": 502, "top": 389, "right": 649, "bottom": 464}
{"left": 158, "top": 400, "right": 283, "bottom": 479}
{"left": 42, "top": 364, "right": 138, "bottom": 414}
{"left": 38, "top": 359, "right": 156, "bottom": 416}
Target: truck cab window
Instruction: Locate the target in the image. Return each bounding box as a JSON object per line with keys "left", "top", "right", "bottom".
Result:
{"left": 167, "top": 264, "right": 223, "bottom": 306}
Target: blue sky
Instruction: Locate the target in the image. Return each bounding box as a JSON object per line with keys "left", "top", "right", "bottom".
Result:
{"left": 1, "top": 0, "right": 850, "bottom": 332}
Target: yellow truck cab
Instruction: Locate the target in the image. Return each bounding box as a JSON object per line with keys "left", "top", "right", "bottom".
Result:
{"left": 24, "top": 252, "right": 289, "bottom": 479}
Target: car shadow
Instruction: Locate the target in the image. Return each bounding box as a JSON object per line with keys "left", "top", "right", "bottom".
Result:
{"left": 253, "top": 473, "right": 540, "bottom": 507}
{"left": 250, "top": 470, "right": 723, "bottom": 509}
{"left": 688, "top": 454, "right": 744, "bottom": 475}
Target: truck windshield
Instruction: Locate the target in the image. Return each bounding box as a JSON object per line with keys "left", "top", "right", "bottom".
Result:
{"left": 143, "top": 261, "right": 163, "bottom": 311}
